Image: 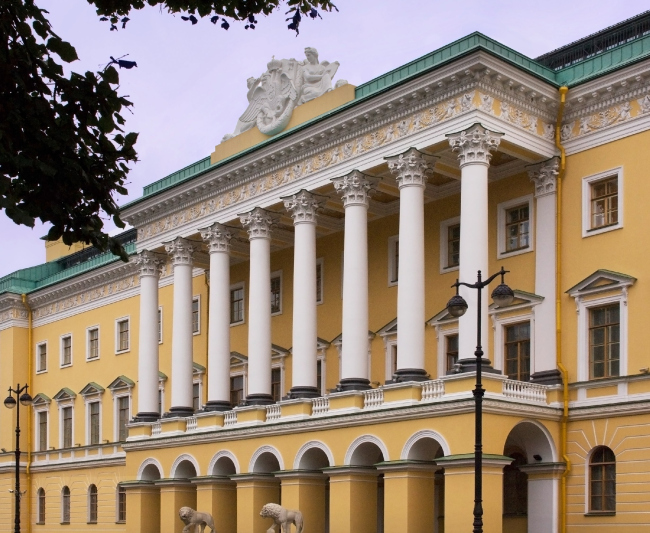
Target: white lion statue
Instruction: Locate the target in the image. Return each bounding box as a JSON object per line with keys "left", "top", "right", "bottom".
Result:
{"left": 178, "top": 506, "right": 215, "bottom": 533}
{"left": 260, "top": 503, "right": 304, "bottom": 533}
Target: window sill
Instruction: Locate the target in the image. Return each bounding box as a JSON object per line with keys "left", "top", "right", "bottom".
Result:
{"left": 115, "top": 350, "right": 130, "bottom": 355}
{"left": 497, "top": 246, "right": 533, "bottom": 260}
{"left": 584, "top": 512, "right": 616, "bottom": 516}
{"left": 87, "top": 522, "right": 97, "bottom": 525}
{"left": 582, "top": 223, "right": 622, "bottom": 238}
{"left": 116, "top": 521, "right": 126, "bottom": 524}
{"left": 86, "top": 357, "right": 100, "bottom": 362}
{"left": 35, "top": 522, "right": 44, "bottom": 526}
{"left": 230, "top": 321, "right": 245, "bottom": 328}
{"left": 60, "top": 522, "right": 70, "bottom": 525}
{"left": 60, "top": 364, "right": 72, "bottom": 369}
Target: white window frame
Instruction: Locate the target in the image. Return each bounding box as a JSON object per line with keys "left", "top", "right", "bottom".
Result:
{"left": 61, "top": 486, "right": 71, "bottom": 524}
{"left": 36, "top": 341, "right": 48, "bottom": 374}
{"left": 497, "top": 194, "right": 534, "bottom": 259}
{"left": 582, "top": 167, "right": 623, "bottom": 238}
{"left": 493, "top": 312, "right": 535, "bottom": 378}
{"left": 316, "top": 257, "right": 324, "bottom": 305}
{"left": 385, "top": 338, "right": 397, "bottom": 382}
{"left": 86, "top": 326, "right": 100, "bottom": 361}
{"left": 316, "top": 355, "right": 326, "bottom": 395}
{"left": 60, "top": 333, "right": 73, "bottom": 368}
{"left": 84, "top": 398, "right": 102, "bottom": 446}
{"left": 440, "top": 216, "right": 460, "bottom": 273}
{"left": 112, "top": 391, "right": 132, "bottom": 442}
{"left": 58, "top": 402, "right": 75, "bottom": 449}
{"left": 270, "top": 270, "right": 283, "bottom": 316}
{"left": 158, "top": 307, "right": 163, "bottom": 344}
{"left": 192, "top": 369, "right": 204, "bottom": 411}
{"left": 229, "top": 370, "right": 247, "bottom": 407}
{"left": 437, "top": 326, "right": 459, "bottom": 378}
{"left": 115, "top": 316, "right": 130, "bottom": 354}
{"left": 270, "top": 361, "right": 285, "bottom": 402}
{"left": 34, "top": 405, "right": 50, "bottom": 452}
{"left": 87, "top": 484, "right": 98, "bottom": 524}
{"left": 191, "top": 295, "right": 201, "bottom": 335}
{"left": 116, "top": 485, "right": 127, "bottom": 523}
{"left": 387, "top": 235, "right": 399, "bottom": 287}
{"left": 230, "top": 282, "right": 246, "bottom": 326}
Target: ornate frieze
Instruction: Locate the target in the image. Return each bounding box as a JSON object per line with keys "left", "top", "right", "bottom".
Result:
{"left": 282, "top": 190, "right": 322, "bottom": 225}
{"left": 135, "top": 250, "right": 166, "bottom": 278}
{"left": 0, "top": 293, "right": 28, "bottom": 330}
{"left": 164, "top": 237, "right": 196, "bottom": 266}
{"left": 332, "top": 170, "right": 379, "bottom": 208}
{"left": 385, "top": 147, "right": 437, "bottom": 188}
{"left": 239, "top": 207, "right": 278, "bottom": 240}
{"left": 447, "top": 123, "right": 503, "bottom": 167}
{"left": 199, "top": 223, "right": 233, "bottom": 253}
{"left": 527, "top": 157, "right": 559, "bottom": 197}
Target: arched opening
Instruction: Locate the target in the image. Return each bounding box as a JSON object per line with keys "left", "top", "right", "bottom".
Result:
{"left": 251, "top": 451, "right": 281, "bottom": 474}
{"left": 141, "top": 463, "right": 162, "bottom": 481}
{"left": 348, "top": 439, "right": 385, "bottom": 533}
{"left": 61, "top": 486, "right": 70, "bottom": 524}
{"left": 37, "top": 488, "right": 45, "bottom": 524}
{"left": 297, "top": 446, "right": 332, "bottom": 533}
{"left": 88, "top": 484, "right": 98, "bottom": 524}
{"left": 212, "top": 456, "right": 237, "bottom": 476}
{"left": 174, "top": 459, "right": 198, "bottom": 479}
{"left": 298, "top": 447, "right": 331, "bottom": 470}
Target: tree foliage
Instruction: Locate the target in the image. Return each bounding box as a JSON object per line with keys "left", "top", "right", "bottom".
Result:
{"left": 1, "top": 0, "right": 336, "bottom": 261}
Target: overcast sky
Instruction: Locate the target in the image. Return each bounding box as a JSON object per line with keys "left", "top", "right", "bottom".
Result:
{"left": 2, "top": 0, "right": 648, "bottom": 277}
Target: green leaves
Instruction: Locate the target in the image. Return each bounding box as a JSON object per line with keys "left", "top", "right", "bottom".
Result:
{"left": 46, "top": 37, "right": 79, "bottom": 63}
{"left": 102, "top": 65, "right": 120, "bottom": 85}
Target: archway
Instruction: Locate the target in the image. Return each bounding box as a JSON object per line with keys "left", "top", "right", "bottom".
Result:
{"left": 294, "top": 442, "right": 334, "bottom": 533}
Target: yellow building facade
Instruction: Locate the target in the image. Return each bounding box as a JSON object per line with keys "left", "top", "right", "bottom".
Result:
{"left": 2, "top": 12, "right": 650, "bottom": 533}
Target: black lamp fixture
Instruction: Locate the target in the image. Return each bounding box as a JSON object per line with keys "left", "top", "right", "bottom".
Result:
{"left": 445, "top": 267, "right": 513, "bottom": 533}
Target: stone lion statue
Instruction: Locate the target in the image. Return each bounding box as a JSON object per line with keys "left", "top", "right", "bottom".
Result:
{"left": 260, "top": 503, "right": 304, "bottom": 533}
{"left": 178, "top": 507, "right": 215, "bottom": 533}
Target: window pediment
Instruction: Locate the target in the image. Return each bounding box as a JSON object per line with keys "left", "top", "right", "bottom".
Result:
{"left": 489, "top": 290, "right": 544, "bottom": 315}
{"left": 107, "top": 375, "right": 135, "bottom": 391}
{"left": 79, "top": 382, "right": 105, "bottom": 397}
{"left": 567, "top": 269, "right": 636, "bottom": 298}
{"left": 53, "top": 388, "right": 77, "bottom": 403}
{"left": 230, "top": 351, "right": 248, "bottom": 367}
{"left": 376, "top": 318, "right": 398, "bottom": 338}
{"left": 32, "top": 393, "right": 51, "bottom": 406}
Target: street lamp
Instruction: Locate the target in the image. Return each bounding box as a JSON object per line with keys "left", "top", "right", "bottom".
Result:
{"left": 4, "top": 384, "right": 33, "bottom": 533}
{"left": 446, "top": 267, "right": 513, "bottom": 533}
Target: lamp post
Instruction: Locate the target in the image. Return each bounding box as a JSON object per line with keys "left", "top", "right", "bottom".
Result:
{"left": 446, "top": 267, "right": 513, "bottom": 533}
{"left": 4, "top": 384, "right": 33, "bottom": 533}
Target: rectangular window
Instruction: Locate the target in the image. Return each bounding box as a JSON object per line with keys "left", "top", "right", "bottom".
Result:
{"left": 271, "top": 273, "right": 282, "bottom": 315}
{"left": 447, "top": 224, "right": 460, "bottom": 268}
{"left": 590, "top": 176, "right": 618, "bottom": 230}
{"left": 230, "top": 285, "right": 244, "bottom": 324}
{"left": 158, "top": 308, "right": 163, "bottom": 344}
{"left": 271, "top": 368, "right": 282, "bottom": 402}
{"left": 62, "top": 407, "right": 73, "bottom": 448}
{"left": 88, "top": 328, "right": 99, "bottom": 360}
{"left": 230, "top": 375, "right": 244, "bottom": 407}
{"left": 193, "top": 383, "right": 200, "bottom": 411}
{"left": 192, "top": 297, "right": 200, "bottom": 334}
{"left": 391, "top": 344, "right": 398, "bottom": 378}
{"left": 316, "top": 259, "right": 324, "bottom": 304}
{"left": 89, "top": 402, "right": 100, "bottom": 445}
{"left": 117, "top": 319, "right": 129, "bottom": 352}
{"left": 504, "top": 322, "right": 531, "bottom": 382}
{"left": 505, "top": 205, "right": 530, "bottom": 252}
{"left": 388, "top": 236, "right": 399, "bottom": 285}
{"left": 158, "top": 389, "right": 163, "bottom": 416}
{"left": 61, "top": 336, "right": 72, "bottom": 366}
{"left": 37, "top": 343, "right": 47, "bottom": 373}
{"left": 38, "top": 412, "right": 48, "bottom": 452}
{"left": 118, "top": 397, "right": 130, "bottom": 441}
{"left": 589, "top": 305, "right": 620, "bottom": 379}
{"left": 316, "top": 360, "right": 323, "bottom": 396}
{"left": 446, "top": 335, "right": 459, "bottom": 373}
{"left": 117, "top": 486, "right": 127, "bottom": 522}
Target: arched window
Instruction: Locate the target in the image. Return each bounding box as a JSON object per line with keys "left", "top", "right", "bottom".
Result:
{"left": 88, "top": 484, "right": 98, "bottom": 523}
{"left": 37, "top": 488, "right": 45, "bottom": 524}
{"left": 116, "top": 485, "right": 126, "bottom": 523}
{"left": 61, "top": 486, "right": 70, "bottom": 523}
{"left": 503, "top": 452, "right": 528, "bottom": 516}
{"left": 590, "top": 446, "right": 616, "bottom": 512}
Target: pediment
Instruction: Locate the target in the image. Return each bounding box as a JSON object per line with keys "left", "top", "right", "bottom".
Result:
{"left": 32, "top": 393, "right": 51, "bottom": 406}
{"left": 107, "top": 375, "right": 135, "bottom": 391}
{"left": 376, "top": 318, "right": 397, "bottom": 337}
{"left": 79, "top": 382, "right": 105, "bottom": 397}
{"left": 331, "top": 330, "right": 376, "bottom": 346}
{"left": 230, "top": 351, "right": 248, "bottom": 366}
{"left": 193, "top": 362, "right": 206, "bottom": 374}
{"left": 567, "top": 270, "right": 636, "bottom": 297}
{"left": 489, "top": 290, "right": 544, "bottom": 313}
{"left": 159, "top": 371, "right": 168, "bottom": 382}
{"left": 53, "top": 387, "right": 77, "bottom": 402}
{"left": 427, "top": 307, "right": 457, "bottom": 326}
{"left": 272, "top": 344, "right": 289, "bottom": 358}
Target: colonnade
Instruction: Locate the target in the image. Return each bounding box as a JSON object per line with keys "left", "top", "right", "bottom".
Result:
{"left": 134, "top": 124, "right": 505, "bottom": 419}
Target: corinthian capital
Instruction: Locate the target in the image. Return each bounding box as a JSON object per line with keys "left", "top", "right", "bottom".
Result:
{"left": 134, "top": 250, "right": 166, "bottom": 278}
{"left": 163, "top": 237, "right": 196, "bottom": 266}
{"left": 385, "top": 147, "right": 438, "bottom": 189}
{"left": 447, "top": 123, "right": 503, "bottom": 167}
{"left": 282, "top": 189, "right": 323, "bottom": 225}
{"left": 239, "top": 207, "right": 278, "bottom": 240}
{"left": 527, "top": 157, "right": 559, "bottom": 197}
{"left": 331, "top": 170, "right": 379, "bottom": 208}
{"left": 199, "top": 223, "right": 233, "bottom": 253}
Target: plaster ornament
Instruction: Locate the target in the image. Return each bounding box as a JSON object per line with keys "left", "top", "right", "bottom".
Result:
{"left": 134, "top": 250, "right": 165, "bottom": 278}
{"left": 178, "top": 507, "right": 215, "bottom": 533}
{"left": 282, "top": 189, "right": 323, "bottom": 224}
{"left": 163, "top": 237, "right": 196, "bottom": 266}
{"left": 239, "top": 206, "right": 278, "bottom": 240}
{"left": 527, "top": 157, "right": 559, "bottom": 197}
{"left": 386, "top": 147, "right": 437, "bottom": 188}
{"left": 447, "top": 123, "right": 503, "bottom": 167}
{"left": 260, "top": 503, "right": 304, "bottom": 533}
{"left": 223, "top": 48, "right": 340, "bottom": 140}
{"left": 332, "top": 169, "right": 379, "bottom": 208}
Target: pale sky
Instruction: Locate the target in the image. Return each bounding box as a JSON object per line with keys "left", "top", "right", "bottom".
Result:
{"left": 2, "top": 0, "right": 648, "bottom": 276}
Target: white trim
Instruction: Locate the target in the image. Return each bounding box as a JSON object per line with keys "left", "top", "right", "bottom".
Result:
{"left": 86, "top": 325, "right": 100, "bottom": 361}
{"left": 158, "top": 380, "right": 165, "bottom": 416}
{"left": 493, "top": 312, "right": 534, "bottom": 378}
{"left": 439, "top": 216, "right": 460, "bottom": 273}
{"left": 583, "top": 444, "right": 616, "bottom": 515}
{"left": 229, "top": 370, "right": 247, "bottom": 407}
{"left": 59, "top": 333, "right": 73, "bottom": 368}
{"left": 208, "top": 450, "right": 241, "bottom": 475}
{"left": 36, "top": 341, "right": 48, "bottom": 374}
{"left": 229, "top": 281, "right": 246, "bottom": 326}
{"left": 170, "top": 453, "right": 201, "bottom": 478}
{"left": 58, "top": 403, "right": 75, "bottom": 449}
{"left": 497, "top": 194, "right": 534, "bottom": 259}
{"left": 192, "top": 295, "right": 201, "bottom": 335}
{"left": 113, "top": 392, "right": 132, "bottom": 442}
{"left": 84, "top": 398, "right": 103, "bottom": 446}
{"left": 270, "top": 270, "right": 283, "bottom": 316}
{"left": 316, "top": 257, "right": 324, "bottom": 305}
{"left": 401, "top": 429, "right": 451, "bottom": 459}
{"left": 437, "top": 327, "right": 459, "bottom": 378}
{"left": 387, "top": 234, "right": 399, "bottom": 287}
{"left": 87, "top": 484, "right": 98, "bottom": 524}
{"left": 61, "top": 485, "right": 71, "bottom": 523}
{"left": 33, "top": 409, "right": 50, "bottom": 452}
{"left": 384, "top": 337, "right": 397, "bottom": 382}
{"left": 270, "top": 360, "right": 285, "bottom": 402}
{"left": 192, "top": 375, "right": 204, "bottom": 411}
{"left": 316, "top": 355, "right": 326, "bottom": 396}
{"left": 114, "top": 316, "right": 130, "bottom": 354}
{"left": 581, "top": 167, "right": 623, "bottom": 238}
{"left": 136, "top": 457, "right": 164, "bottom": 480}
{"left": 249, "top": 444, "right": 284, "bottom": 473}
{"left": 293, "top": 440, "right": 335, "bottom": 469}
{"left": 344, "top": 434, "right": 390, "bottom": 465}
{"left": 158, "top": 306, "right": 163, "bottom": 344}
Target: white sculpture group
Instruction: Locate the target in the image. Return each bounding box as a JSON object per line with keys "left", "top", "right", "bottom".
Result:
{"left": 178, "top": 503, "right": 303, "bottom": 533}
{"left": 223, "top": 47, "right": 345, "bottom": 140}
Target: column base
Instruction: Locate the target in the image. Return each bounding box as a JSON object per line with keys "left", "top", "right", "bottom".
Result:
{"left": 245, "top": 393, "right": 275, "bottom": 406}
{"left": 202, "top": 401, "right": 232, "bottom": 412}
{"left": 392, "top": 368, "right": 430, "bottom": 383}
{"left": 288, "top": 386, "right": 320, "bottom": 399}
{"left": 164, "top": 406, "right": 195, "bottom": 418}
{"left": 133, "top": 411, "right": 160, "bottom": 422}
{"left": 337, "top": 378, "right": 371, "bottom": 391}
{"left": 447, "top": 357, "right": 501, "bottom": 374}
{"left": 530, "top": 369, "right": 563, "bottom": 385}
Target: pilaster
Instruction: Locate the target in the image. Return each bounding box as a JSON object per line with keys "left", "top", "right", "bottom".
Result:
{"left": 233, "top": 474, "right": 281, "bottom": 533}
{"left": 325, "top": 466, "right": 379, "bottom": 533}
{"left": 276, "top": 470, "right": 328, "bottom": 533}
{"left": 156, "top": 479, "right": 197, "bottom": 533}
{"left": 192, "top": 476, "right": 237, "bottom": 533}
{"left": 124, "top": 481, "right": 160, "bottom": 533}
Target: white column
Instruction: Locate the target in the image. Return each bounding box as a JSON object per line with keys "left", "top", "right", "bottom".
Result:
{"left": 240, "top": 207, "right": 278, "bottom": 405}
{"left": 134, "top": 250, "right": 165, "bottom": 421}
{"left": 200, "top": 223, "right": 233, "bottom": 410}
{"left": 164, "top": 237, "right": 196, "bottom": 417}
{"left": 332, "top": 170, "right": 379, "bottom": 390}
{"left": 528, "top": 158, "right": 562, "bottom": 384}
{"left": 282, "top": 190, "right": 322, "bottom": 398}
{"left": 447, "top": 124, "right": 502, "bottom": 370}
{"left": 386, "top": 148, "right": 437, "bottom": 382}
